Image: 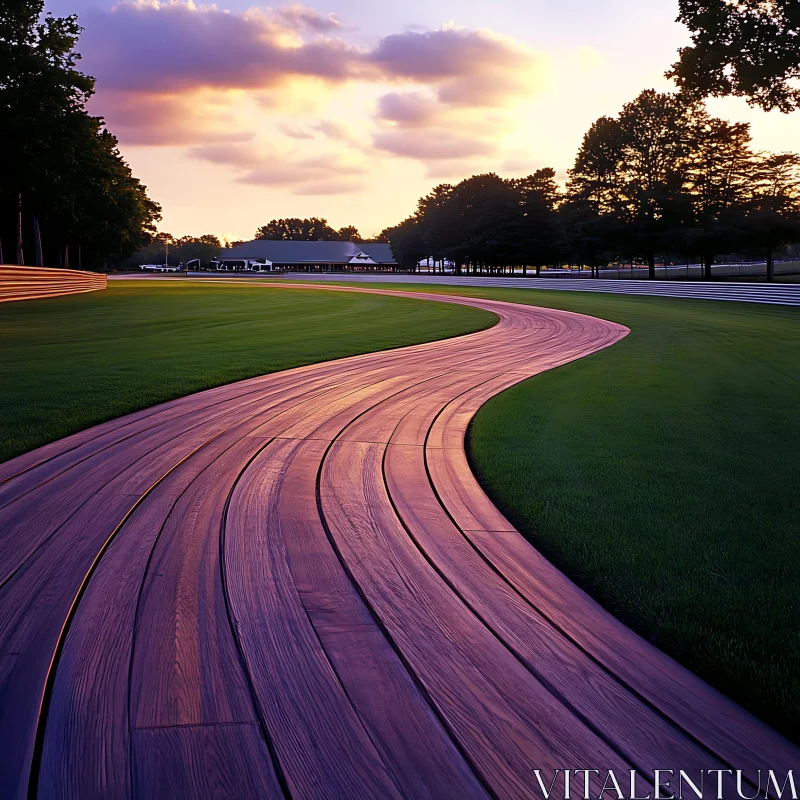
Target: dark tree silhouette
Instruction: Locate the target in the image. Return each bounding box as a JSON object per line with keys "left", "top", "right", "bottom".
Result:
{"left": 255, "top": 218, "right": 338, "bottom": 241}
{"left": 254, "top": 218, "right": 361, "bottom": 242}
{"left": 682, "top": 118, "right": 756, "bottom": 277}
{"left": 0, "top": 0, "right": 160, "bottom": 267}
{"left": 385, "top": 92, "right": 800, "bottom": 281}
{"left": 745, "top": 152, "right": 800, "bottom": 280}
{"left": 335, "top": 225, "right": 362, "bottom": 242}
{"left": 669, "top": 0, "right": 800, "bottom": 112}
{"left": 387, "top": 218, "right": 425, "bottom": 270}
{"left": 124, "top": 233, "right": 224, "bottom": 270}
{"left": 615, "top": 91, "right": 700, "bottom": 278}
{"left": 415, "top": 184, "right": 454, "bottom": 273}
{"left": 516, "top": 168, "right": 562, "bottom": 275}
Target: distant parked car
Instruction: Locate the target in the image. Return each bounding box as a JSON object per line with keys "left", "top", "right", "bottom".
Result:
{"left": 140, "top": 264, "right": 181, "bottom": 273}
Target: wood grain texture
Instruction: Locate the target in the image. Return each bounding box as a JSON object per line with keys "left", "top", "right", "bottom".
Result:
{"left": 0, "top": 265, "right": 105, "bottom": 303}
{"left": 131, "top": 724, "right": 281, "bottom": 799}
{"left": 0, "top": 281, "right": 795, "bottom": 800}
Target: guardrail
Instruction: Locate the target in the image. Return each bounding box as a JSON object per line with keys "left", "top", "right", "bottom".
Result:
{"left": 0, "top": 266, "right": 107, "bottom": 304}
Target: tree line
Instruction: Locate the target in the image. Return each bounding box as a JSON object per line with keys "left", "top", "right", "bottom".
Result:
{"left": 1, "top": 0, "right": 160, "bottom": 270}
{"left": 254, "top": 218, "right": 367, "bottom": 243}
{"left": 120, "top": 233, "right": 223, "bottom": 269}
{"left": 384, "top": 90, "right": 800, "bottom": 280}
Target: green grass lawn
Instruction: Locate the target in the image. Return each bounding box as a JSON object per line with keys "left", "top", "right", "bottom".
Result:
{"left": 3, "top": 277, "right": 798, "bottom": 741}
{"left": 0, "top": 280, "right": 494, "bottom": 463}
{"left": 467, "top": 294, "right": 799, "bottom": 742}
{"left": 297, "top": 279, "right": 799, "bottom": 740}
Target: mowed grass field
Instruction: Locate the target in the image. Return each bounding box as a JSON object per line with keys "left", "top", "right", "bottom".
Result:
{"left": 468, "top": 294, "right": 799, "bottom": 742}
{"left": 0, "top": 280, "right": 494, "bottom": 463}
{"left": 2, "top": 277, "right": 798, "bottom": 741}
{"left": 306, "top": 279, "right": 799, "bottom": 740}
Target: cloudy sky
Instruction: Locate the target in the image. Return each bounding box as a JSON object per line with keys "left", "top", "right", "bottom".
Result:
{"left": 47, "top": 0, "right": 800, "bottom": 240}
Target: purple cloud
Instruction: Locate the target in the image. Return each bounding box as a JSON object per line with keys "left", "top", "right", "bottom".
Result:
{"left": 274, "top": 5, "right": 343, "bottom": 32}
{"left": 373, "top": 129, "right": 496, "bottom": 160}
{"left": 78, "top": 2, "right": 539, "bottom": 167}
{"left": 376, "top": 92, "right": 439, "bottom": 126}
{"left": 370, "top": 28, "right": 520, "bottom": 80}
{"left": 89, "top": 91, "right": 254, "bottom": 146}
{"left": 188, "top": 143, "right": 262, "bottom": 166}
{"left": 81, "top": 3, "right": 535, "bottom": 101}
{"left": 80, "top": 2, "right": 364, "bottom": 94}
{"left": 238, "top": 153, "right": 367, "bottom": 190}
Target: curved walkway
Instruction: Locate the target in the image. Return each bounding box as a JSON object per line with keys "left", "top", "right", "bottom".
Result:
{"left": 1, "top": 265, "right": 106, "bottom": 303}
{"left": 0, "top": 287, "right": 795, "bottom": 799}
{"left": 181, "top": 271, "right": 800, "bottom": 306}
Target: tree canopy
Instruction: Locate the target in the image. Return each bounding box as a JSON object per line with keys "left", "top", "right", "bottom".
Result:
{"left": 0, "top": 0, "right": 161, "bottom": 267}
{"left": 254, "top": 218, "right": 362, "bottom": 242}
{"left": 122, "top": 233, "right": 224, "bottom": 269}
{"left": 669, "top": 0, "right": 800, "bottom": 112}
{"left": 385, "top": 89, "right": 800, "bottom": 280}
{"left": 387, "top": 170, "right": 564, "bottom": 275}
{"left": 565, "top": 89, "right": 800, "bottom": 278}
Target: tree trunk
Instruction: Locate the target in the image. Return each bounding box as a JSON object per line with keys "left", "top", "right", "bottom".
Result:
{"left": 16, "top": 193, "right": 24, "bottom": 265}
{"left": 766, "top": 248, "right": 774, "bottom": 282}
{"left": 648, "top": 253, "right": 655, "bottom": 280}
{"left": 703, "top": 255, "right": 712, "bottom": 281}
{"left": 32, "top": 216, "right": 43, "bottom": 267}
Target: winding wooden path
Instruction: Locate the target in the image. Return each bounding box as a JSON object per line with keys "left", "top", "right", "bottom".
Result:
{"left": 0, "top": 287, "right": 796, "bottom": 799}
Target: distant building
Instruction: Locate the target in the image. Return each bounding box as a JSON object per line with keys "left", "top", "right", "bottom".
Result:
{"left": 213, "top": 240, "right": 398, "bottom": 272}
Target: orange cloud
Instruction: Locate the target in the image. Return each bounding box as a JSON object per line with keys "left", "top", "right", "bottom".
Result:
{"left": 81, "top": 2, "right": 550, "bottom": 187}
{"left": 373, "top": 129, "right": 496, "bottom": 160}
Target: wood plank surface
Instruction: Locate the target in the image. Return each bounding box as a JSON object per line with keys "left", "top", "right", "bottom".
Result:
{"left": 223, "top": 438, "right": 401, "bottom": 799}
{"left": 0, "top": 265, "right": 105, "bottom": 304}
{"left": 320, "top": 440, "right": 631, "bottom": 799}
{"left": 0, "top": 281, "right": 794, "bottom": 800}
{"left": 131, "top": 724, "right": 281, "bottom": 799}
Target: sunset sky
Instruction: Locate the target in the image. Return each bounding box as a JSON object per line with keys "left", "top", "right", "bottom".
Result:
{"left": 47, "top": 0, "right": 800, "bottom": 241}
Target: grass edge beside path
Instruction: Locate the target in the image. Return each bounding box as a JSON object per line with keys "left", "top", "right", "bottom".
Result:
{"left": 258, "top": 278, "right": 800, "bottom": 743}
{"left": 0, "top": 280, "right": 495, "bottom": 464}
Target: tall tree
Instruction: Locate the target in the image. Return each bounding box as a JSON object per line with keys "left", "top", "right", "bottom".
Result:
{"left": 744, "top": 152, "right": 800, "bottom": 280}
{"left": 669, "top": 0, "right": 800, "bottom": 112}
{"left": 415, "top": 184, "right": 454, "bottom": 272}
{"left": 437, "top": 174, "right": 523, "bottom": 274}
{"left": 565, "top": 116, "right": 628, "bottom": 275}
{"left": 0, "top": 0, "right": 160, "bottom": 267}
{"left": 616, "top": 91, "right": 699, "bottom": 278}
{"left": 683, "top": 118, "right": 757, "bottom": 277}
{"left": 516, "top": 168, "right": 562, "bottom": 275}
{"left": 567, "top": 117, "right": 626, "bottom": 216}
